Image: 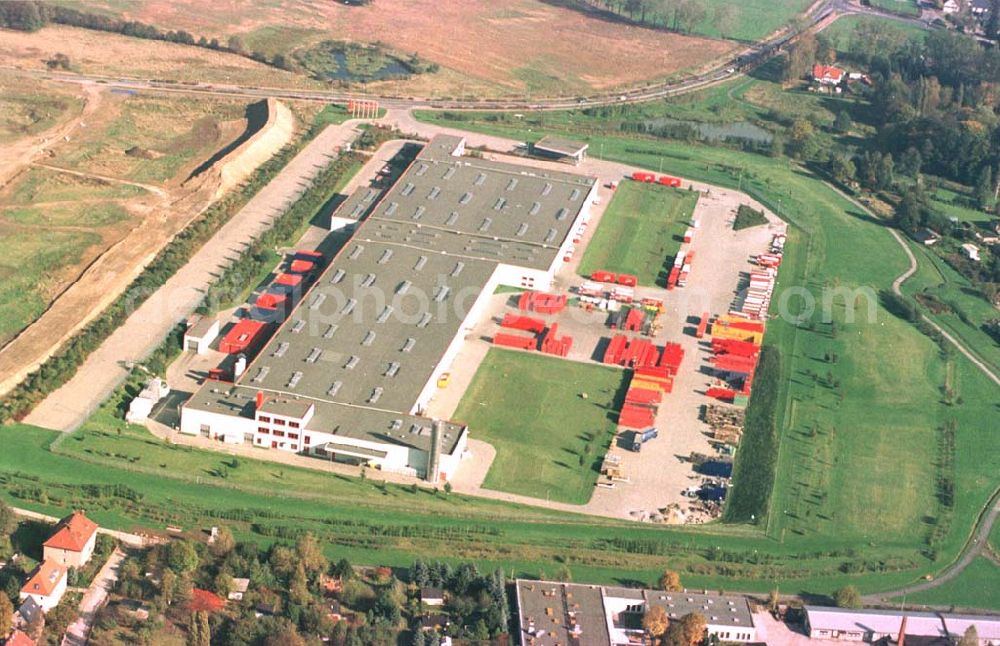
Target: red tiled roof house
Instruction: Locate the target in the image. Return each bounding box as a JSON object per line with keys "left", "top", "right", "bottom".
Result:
{"left": 19, "top": 560, "right": 67, "bottom": 612}
{"left": 6, "top": 629, "right": 37, "bottom": 646}
{"left": 43, "top": 511, "right": 98, "bottom": 568}
{"left": 812, "top": 64, "right": 845, "bottom": 86}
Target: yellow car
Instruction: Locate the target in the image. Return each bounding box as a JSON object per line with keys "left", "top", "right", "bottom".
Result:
{"left": 437, "top": 373, "right": 451, "bottom": 388}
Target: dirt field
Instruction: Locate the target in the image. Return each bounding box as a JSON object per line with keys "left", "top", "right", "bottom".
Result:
{"left": 67, "top": 0, "right": 737, "bottom": 95}
{"left": 0, "top": 25, "right": 323, "bottom": 90}
{"left": 0, "top": 82, "right": 294, "bottom": 395}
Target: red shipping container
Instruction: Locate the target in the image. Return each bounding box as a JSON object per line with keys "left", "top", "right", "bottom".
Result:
{"left": 624, "top": 308, "right": 644, "bottom": 333}
{"left": 501, "top": 314, "right": 547, "bottom": 333}
{"left": 256, "top": 292, "right": 287, "bottom": 309}
{"left": 626, "top": 388, "right": 662, "bottom": 405}
{"left": 591, "top": 271, "right": 618, "bottom": 284}
{"left": 604, "top": 335, "right": 628, "bottom": 364}
{"left": 617, "top": 274, "right": 638, "bottom": 287}
{"left": 289, "top": 259, "right": 315, "bottom": 274}
{"left": 711, "top": 338, "right": 760, "bottom": 358}
{"left": 657, "top": 175, "right": 682, "bottom": 187}
{"left": 712, "top": 354, "right": 758, "bottom": 374}
{"left": 274, "top": 273, "right": 303, "bottom": 287}
{"left": 659, "top": 343, "right": 685, "bottom": 372}
{"left": 631, "top": 171, "right": 656, "bottom": 183}
{"left": 696, "top": 312, "right": 710, "bottom": 339}
{"left": 705, "top": 387, "right": 736, "bottom": 402}
{"left": 726, "top": 320, "right": 766, "bottom": 333}
{"left": 667, "top": 267, "right": 680, "bottom": 290}
{"left": 493, "top": 333, "right": 537, "bottom": 350}
{"left": 295, "top": 249, "right": 324, "bottom": 261}
{"left": 220, "top": 320, "right": 270, "bottom": 354}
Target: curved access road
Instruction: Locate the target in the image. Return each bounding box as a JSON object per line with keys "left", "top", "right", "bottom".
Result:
{"left": 887, "top": 227, "right": 1000, "bottom": 388}
{"left": 865, "top": 486, "right": 1000, "bottom": 602}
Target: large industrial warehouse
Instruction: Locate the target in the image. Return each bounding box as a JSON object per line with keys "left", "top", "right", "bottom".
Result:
{"left": 180, "top": 134, "right": 598, "bottom": 481}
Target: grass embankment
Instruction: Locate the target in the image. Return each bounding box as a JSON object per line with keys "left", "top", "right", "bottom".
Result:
{"left": 868, "top": 0, "right": 921, "bottom": 17}
{"left": 733, "top": 204, "right": 768, "bottom": 230}
{"left": 452, "top": 349, "right": 626, "bottom": 504}
{"left": 412, "top": 108, "right": 1000, "bottom": 586}
{"left": 0, "top": 109, "right": 334, "bottom": 423}
{"left": 2, "top": 422, "right": 939, "bottom": 595}
{"left": 906, "top": 557, "right": 1000, "bottom": 611}
{"left": 724, "top": 346, "right": 781, "bottom": 522}
{"left": 578, "top": 182, "right": 697, "bottom": 286}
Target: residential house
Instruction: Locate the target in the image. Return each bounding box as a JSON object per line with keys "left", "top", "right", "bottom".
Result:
{"left": 228, "top": 578, "right": 250, "bottom": 601}
{"left": 19, "top": 561, "right": 67, "bottom": 612}
{"left": 961, "top": 243, "right": 982, "bottom": 261}
{"left": 419, "top": 614, "right": 451, "bottom": 632}
{"left": 971, "top": 0, "right": 991, "bottom": 17}
{"left": 943, "top": 0, "right": 961, "bottom": 13}
{"left": 42, "top": 511, "right": 98, "bottom": 569}
{"left": 15, "top": 595, "right": 42, "bottom": 628}
{"left": 911, "top": 228, "right": 941, "bottom": 245}
{"left": 420, "top": 587, "right": 445, "bottom": 607}
{"left": 813, "top": 64, "right": 845, "bottom": 86}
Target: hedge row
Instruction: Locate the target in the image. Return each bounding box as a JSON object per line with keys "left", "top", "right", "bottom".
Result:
{"left": 722, "top": 344, "right": 782, "bottom": 523}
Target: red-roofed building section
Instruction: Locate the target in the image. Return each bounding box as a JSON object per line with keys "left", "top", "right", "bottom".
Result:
{"left": 189, "top": 588, "right": 226, "bottom": 613}
{"left": 6, "top": 630, "right": 36, "bottom": 646}
{"left": 43, "top": 511, "right": 98, "bottom": 568}
{"left": 813, "top": 64, "right": 844, "bottom": 86}
{"left": 19, "top": 560, "right": 67, "bottom": 612}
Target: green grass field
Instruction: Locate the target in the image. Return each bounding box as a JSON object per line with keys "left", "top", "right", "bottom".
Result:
{"left": 0, "top": 225, "right": 102, "bottom": 345}
{"left": 868, "top": 0, "right": 921, "bottom": 16}
{"left": 930, "top": 186, "right": 994, "bottom": 225}
{"left": 901, "top": 241, "right": 1000, "bottom": 377}
{"left": 991, "top": 518, "right": 1000, "bottom": 553}
{"left": 453, "top": 349, "right": 625, "bottom": 504}
{"left": 578, "top": 182, "right": 698, "bottom": 286}
{"left": 822, "top": 14, "right": 928, "bottom": 52}
{"left": 2, "top": 202, "right": 130, "bottom": 228}
{"left": 620, "top": 0, "right": 813, "bottom": 41}
{"left": 906, "top": 557, "right": 1000, "bottom": 611}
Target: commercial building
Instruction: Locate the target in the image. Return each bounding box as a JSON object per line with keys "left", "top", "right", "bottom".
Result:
{"left": 532, "top": 136, "right": 590, "bottom": 165}
{"left": 42, "top": 511, "right": 98, "bottom": 568}
{"left": 804, "top": 606, "right": 1000, "bottom": 645}
{"left": 180, "top": 135, "right": 598, "bottom": 480}
{"left": 183, "top": 316, "right": 220, "bottom": 354}
{"left": 515, "top": 580, "right": 756, "bottom": 645}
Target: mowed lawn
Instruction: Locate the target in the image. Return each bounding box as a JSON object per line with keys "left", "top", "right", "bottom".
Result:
{"left": 453, "top": 349, "right": 626, "bottom": 504}
{"left": 578, "top": 182, "right": 698, "bottom": 287}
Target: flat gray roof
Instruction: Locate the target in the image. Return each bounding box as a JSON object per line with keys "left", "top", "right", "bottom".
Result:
{"left": 366, "top": 144, "right": 595, "bottom": 269}
{"left": 644, "top": 590, "right": 753, "bottom": 629}
{"left": 243, "top": 240, "right": 496, "bottom": 412}
{"left": 534, "top": 135, "right": 589, "bottom": 157}
{"left": 331, "top": 186, "right": 384, "bottom": 221}
{"left": 516, "top": 580, "right": 611, "bottom": 646}
{"left": 186, "top": 316, "right": 217, "bottom": 339}
{"left": 186, "top": 135, "right": 596, "bottom": 453}
{"left": 185, "top": 383, "right": 466, "bottom": 454}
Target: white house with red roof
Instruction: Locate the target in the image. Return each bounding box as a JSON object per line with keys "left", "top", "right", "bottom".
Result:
{"left": 19, "top": 560, "right": 67, "bottom": 613}
{"left": 42, "top": 511, "right": 98, "bottom": 569}
{"left": 813, "top": 63, "right": 845, "bottom": 86}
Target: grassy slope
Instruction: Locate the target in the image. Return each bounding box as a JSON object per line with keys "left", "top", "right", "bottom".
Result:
{"left": 410, "top": 111, "right": 1000, "bottom": 575}
{"left": 906, "top": 557, "right": 1000, "bottom": 611}
{"left": 452, "top": 349, "right": 626, "bottom": 504}
{"left": 578, "top": 182, "right": 698, "bottom": 286}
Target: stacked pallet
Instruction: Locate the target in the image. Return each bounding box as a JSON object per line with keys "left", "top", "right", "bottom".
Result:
{"left": 518, "top": 291, "right": 567, "bottom": 314}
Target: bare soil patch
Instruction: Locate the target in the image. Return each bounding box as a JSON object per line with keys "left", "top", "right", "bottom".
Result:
{"left": 69, "top": 0, "right": 736, "bottom": 94}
